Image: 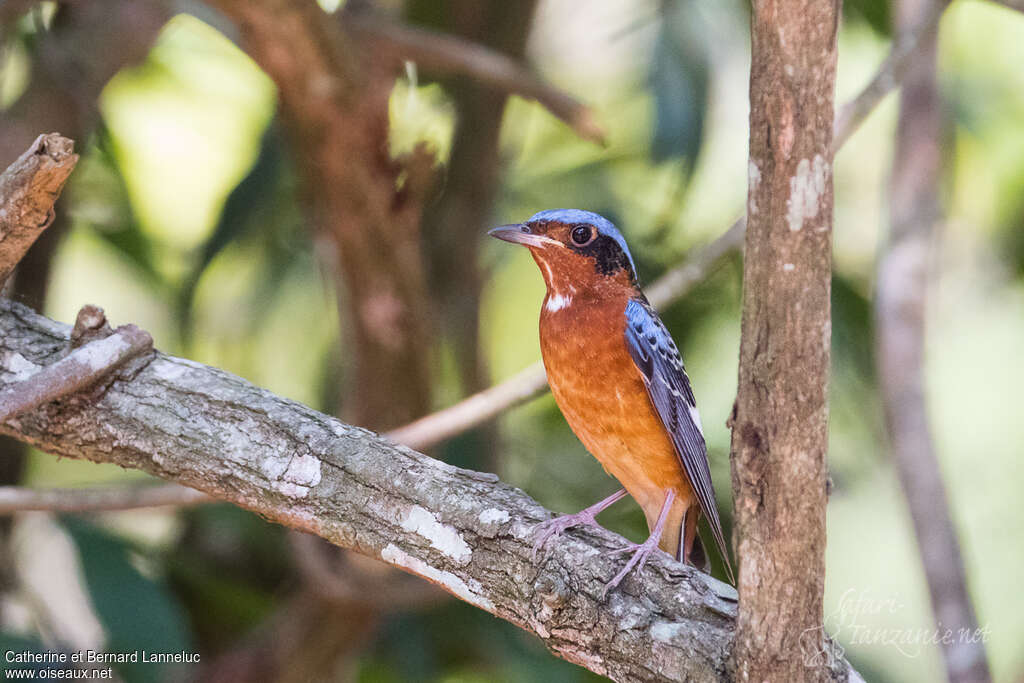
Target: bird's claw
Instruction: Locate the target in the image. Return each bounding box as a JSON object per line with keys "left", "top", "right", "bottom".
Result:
{"left": 532, "top": 511, "right": 601, "bottom": 562}
{"left": 601, "top": 535, "right": 660, "bottom": 599}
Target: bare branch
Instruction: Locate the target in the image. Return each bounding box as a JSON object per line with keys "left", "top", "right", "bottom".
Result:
{"left": 0, "top": 299, "right": 864, "bottom": 681}
{"left": 0, "top": 322, "right": 152, "bottom": 423}
{"left": 385, "top": 359, "right": 546, "bottom": 451}
{"left": 834, "top": 0, "right": 952, "bottom": 149}
{"left": 0, "top": 483, "right": 209, "bottom": 514}
{"left": 346, "top": 13, "right": 605, "bottom": 144}
{"left": 0, "top": 134, "right": 78, "bottom": 286}
{"left": 985, "top": 0, "right": 1024, "bottom": 12}
{"left": 878, "top": 1, "right": 991, "bottom": 681}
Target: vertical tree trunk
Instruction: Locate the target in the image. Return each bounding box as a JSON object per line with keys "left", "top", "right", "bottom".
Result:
{"left": 730, "top": 1, "right": 839, "bottom": 680}
{"left": 878, "top": 1, "right": 991, "bottom": 680}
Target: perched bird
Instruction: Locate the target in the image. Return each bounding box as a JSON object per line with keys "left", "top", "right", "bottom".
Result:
{"left": 490, "top": 209, "right": 733, "bottom": 592}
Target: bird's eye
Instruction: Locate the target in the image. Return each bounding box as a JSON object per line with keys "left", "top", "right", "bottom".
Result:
{"left": 570, "top": 225, "right": 593, "bottom": 245}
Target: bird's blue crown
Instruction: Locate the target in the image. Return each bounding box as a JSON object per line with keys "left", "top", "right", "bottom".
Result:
{"left": 527, "top": 209, "right": 637, "bottom": 276}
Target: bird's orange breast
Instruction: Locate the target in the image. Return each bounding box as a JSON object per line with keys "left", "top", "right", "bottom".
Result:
{"left": 539, "top": 294, "right": 693, "bottom": 520}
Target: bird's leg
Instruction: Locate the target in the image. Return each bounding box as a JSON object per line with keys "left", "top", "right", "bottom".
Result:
{"left": 601, "top": 489, "right": 676, "bottom": 598}
{"left": 532, "top": 488, "right": 628, "bottom": 561}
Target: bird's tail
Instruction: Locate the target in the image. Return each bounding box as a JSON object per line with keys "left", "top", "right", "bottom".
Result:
{"left": 654, "top": 494, "right": 692, "bottom": 561}
{"left": 655, "top": 497, "right": 711, "bottom": 573}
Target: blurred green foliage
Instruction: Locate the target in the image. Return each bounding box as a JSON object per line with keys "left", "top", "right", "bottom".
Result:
{"left": 3, "top": 1, "right": 1024, "bottom": 682}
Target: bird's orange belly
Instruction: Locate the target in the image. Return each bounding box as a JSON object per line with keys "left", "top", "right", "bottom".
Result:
{"left": 541, "top": 331, "right": 693, "bottom": 518}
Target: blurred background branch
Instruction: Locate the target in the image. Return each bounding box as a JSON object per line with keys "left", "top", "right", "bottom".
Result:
{"left": 877, "top": 0, "right": 991, "bottom": 681}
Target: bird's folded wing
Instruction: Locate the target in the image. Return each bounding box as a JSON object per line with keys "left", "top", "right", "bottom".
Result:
{"left": 623, "top": 297, "right": 733, "bottom": 581}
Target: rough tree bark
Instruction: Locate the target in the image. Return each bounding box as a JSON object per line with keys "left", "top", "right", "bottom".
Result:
{"left": 877, "top": 1, "right": 991, "bottom": 681}
{"left": 0, "top": 298, "right": 868, "bottom": 682}
{"left": 0, "top": 134, "right": 78, "bottom": 286}
{"left": 730, "top": 1, "right": 840, "bottom": 681}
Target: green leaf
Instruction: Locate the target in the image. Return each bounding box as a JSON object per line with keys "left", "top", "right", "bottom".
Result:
{"left": 649, "top": 1, "right": 710, "bottom": 164}
{"left": 61, "top": 517, "right": 193, "bottom": 683}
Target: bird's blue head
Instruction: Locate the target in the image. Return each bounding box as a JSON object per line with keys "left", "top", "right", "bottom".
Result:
{"left": 489, "top": 209, "right": 638, "bottom": 294}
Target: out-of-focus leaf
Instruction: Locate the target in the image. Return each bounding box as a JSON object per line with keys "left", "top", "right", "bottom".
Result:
{"left": 649, "top": 1, "right": 710, "bottom": 164}
{"left": 167, "top": 504, "right": 288, "bottom": 650}
{"left": 843, "top": 0, "right": 892, "bottom": 37}
{"left": 177, "top": 123, "right": 287, "bottom": 337}
{"left": 832, "top": 272, "right": 875, "bottom": 384}
{"left": 61, "top": 517, "right": 193, "bottom": 683}
{"left": 367, "top": 601, "right": 603, "bottom": 683}
{"left": 76, "top": 125, "right": 163, "bottom": 287}
{"left": 998, "top": 203, "right": 1024, "bottom": 278}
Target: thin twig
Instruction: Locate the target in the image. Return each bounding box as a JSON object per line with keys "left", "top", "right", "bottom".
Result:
{"left": 0, "top": 483, "right": 210, "bottom": 514}
{"left": 0, "top": 323, "right": 152, "bottom": 423}
{"left": 0, "top": 133, "right": 78, "bottom": 286}
{"left": 833, "top": 0, "right": 953, "bottom": 149}
{"left": 986, "top": 0, "right": 1024, "bottom": 12}
{"left": 346, "top": 13, "right": 605, "bottom": 144}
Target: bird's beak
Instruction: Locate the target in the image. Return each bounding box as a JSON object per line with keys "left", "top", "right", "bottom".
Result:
{"left": 488, "top": 224, "right": 562, "bottom": 249}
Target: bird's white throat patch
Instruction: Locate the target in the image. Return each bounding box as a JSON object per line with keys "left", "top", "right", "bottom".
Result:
{"left": 545, "top": 293, "right": 573, "bottom": 312}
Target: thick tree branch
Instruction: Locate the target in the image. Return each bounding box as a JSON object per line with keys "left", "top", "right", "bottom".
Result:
{"left": 0, "top": 299, "right": 863, "bottom": 682}
{"left": 0, "top": 134, "right": 78, "bottom": 286}
{"left": 878, "top": 1, "right": 991, "bottom": 681}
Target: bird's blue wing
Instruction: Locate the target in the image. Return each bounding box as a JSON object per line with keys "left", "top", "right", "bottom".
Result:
{"left": 624, "top": 298, "right": 732, "bottom": 579}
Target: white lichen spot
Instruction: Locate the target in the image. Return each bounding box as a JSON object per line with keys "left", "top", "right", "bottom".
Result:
{"left": 786, "top": 155, "right": 828, "bottom": 232}
{"left": 478, "top": 508, "right": 510, "bottom": 525}
{"left": 651, "top": 620, "right": 686, "bottom": 643}
{"left": 262, "top": 453, "right": 322, "bottom": 499}
{"left": 151, "top": 358, "right": 203, "bottom": 382}
{"left": 747, "top": 161, "right": 762, "bottom": 214}
{"left": 3, "top": 352, "right": 40, "bottom": 380}
{"left": 75, "top": 334, "right": 131, "bottom": 372}
{"left": 402, "top": 505, "right": 472, "bottom": 564}
{"left": 381, "top": 544, "right": 494, "bottom": 610}
{"left": 284, "top": 453, "right": 322, "bottom": 488}
{"left": 783, "top": 263, "right": 795, "bottom": 272}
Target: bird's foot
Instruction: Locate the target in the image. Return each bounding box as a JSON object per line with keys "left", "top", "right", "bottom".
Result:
{"left": 532, "top": 489, "right": 628, "bottom": 562}
{"left": 532, "top": 510, "right": 605, "bottom": 562}
{"left": 601, "top": 488, "right": 677, "bottom": 598}
{"left": 601, "top": 534, "right": 661, "bottom": 598}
